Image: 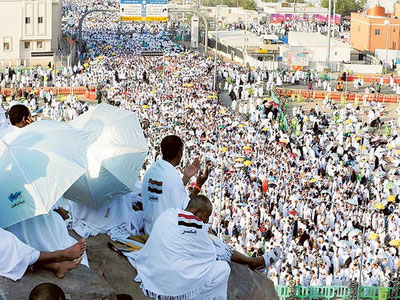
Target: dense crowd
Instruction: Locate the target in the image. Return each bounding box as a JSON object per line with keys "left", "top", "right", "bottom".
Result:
{"left": 1, "top": 0, "right": 400, "bottom": 290}
{"left": 226, "top": 18, "right": 351, "bottom": 40}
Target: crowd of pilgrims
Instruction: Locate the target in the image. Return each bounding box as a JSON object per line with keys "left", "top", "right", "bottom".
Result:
{"left": 226, "top": 18, "right": 351, "bottom": 40}
{"left": 1, "top": 0, "right": 400, "bottom": 289}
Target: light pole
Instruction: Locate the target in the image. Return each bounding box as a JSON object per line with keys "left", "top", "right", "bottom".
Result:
{"left": 332, "top": 0, "right": 337, "bottom": 38}
{"left": 384, "top": 20, "right": 390, "bottom": 75}
{"left": 357, "top": 219, "right": 366, "bottom": 300}
{"left": 326, "top": 0, "right": 332, "bottom": 70}
{"left": 213, "top": 6, "right": 219, "bottom": 91}
{"left": 244, "top": 13, "right": 249, "bottom": 66}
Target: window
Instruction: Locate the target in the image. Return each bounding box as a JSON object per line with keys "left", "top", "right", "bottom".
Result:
{"left": 38, "top": 17, "right": 43, "bottom": 24}
{"left": 358, "top": 26, "right": 360, "bottom": 32}
{"left": 24, "top": 41, "right": 31, "bottom": 49}
{"left": 3, "top": 42, "right": 10, "bottom": 51}
{"left": 25, "top": 17, "right": 30, "bottom": 24}
{"left": 375, "top": 29, "right": 381, "bottom": 35}
{"left": 37, "top": 41, "right": 43, "bottom": 49}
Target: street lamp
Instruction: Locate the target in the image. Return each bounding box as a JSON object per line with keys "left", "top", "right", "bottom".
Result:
{"left": 326, "top": 0, "right": 332, "bottom": 70}
{"left": 384, "top": 20, "right": 390, "bottom": 75}
{"left": 332, "top": 0, "right": 337, "bottom": 38}
{"left": 213, "top": 6, "right": 219, "bottom": 91}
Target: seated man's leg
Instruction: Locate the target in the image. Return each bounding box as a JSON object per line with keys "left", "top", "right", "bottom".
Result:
{"left": 199, "top": 261, "right": 230, "bottom": 300}
{"left": 231, "top": 248, "right": 281, "bottom": 270}
{"left": 37, "top": 257, "right": 83, "bottom": 279}
{"left": 35, "top": 239, "right": 86, "bottom": 265}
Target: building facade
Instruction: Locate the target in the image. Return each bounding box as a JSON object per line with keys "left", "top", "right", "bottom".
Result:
{"left": 350, "top": 5, "right": 400, "bottom": 52}
{"left": 0, "top": 0, "right": 61, "bottom": 67}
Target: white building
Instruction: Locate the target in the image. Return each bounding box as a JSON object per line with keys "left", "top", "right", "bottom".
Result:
{"left": 0, "top": 0, "right": 62, "bottom": 67}
{"left": 279, "top": 32, "right": 352, "bottom": 71}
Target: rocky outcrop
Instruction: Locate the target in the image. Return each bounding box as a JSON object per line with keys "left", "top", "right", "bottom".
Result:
{"left": 0, "top": 265, "right": 116, "bottom": 299}
{"left": 0, "top": 233, "right": 279, "bottom": 300}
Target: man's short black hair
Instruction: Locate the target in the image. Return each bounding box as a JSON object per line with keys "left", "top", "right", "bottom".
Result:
{"left": 161, "top": 135, "right": 183, "bottom": 160}
{"left": 29, "top": 283, "right": 66, "bottom": 300}
{"left": 8, "top": 104, "right": 30, "bottom": 125}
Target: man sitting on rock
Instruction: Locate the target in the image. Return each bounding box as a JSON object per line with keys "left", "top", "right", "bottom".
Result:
{"left": 0, "top": 228, "right": 85, "bottom": 281}
{"left": 135, "top": 196, "right": 279, "bottom": 300}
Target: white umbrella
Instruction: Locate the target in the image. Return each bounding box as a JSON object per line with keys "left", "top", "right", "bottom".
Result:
{"left": 348, "top": 229, "right": 361, "bottom": 238}
{"left": 65, "top": 103, "right": 149, "bottom": 209}
{"left": 0, "top": 120, "right": 89, "bottom": 228}
{"left": 337, "top": 240, "right": 350, "bottom": 248}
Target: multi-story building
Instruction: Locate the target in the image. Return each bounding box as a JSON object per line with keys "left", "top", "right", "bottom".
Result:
{"left": 0, "top": 0, "right": 62, "bottom": 67}
{"left": 350, "top": 5, "right": 400, "bottom": 52}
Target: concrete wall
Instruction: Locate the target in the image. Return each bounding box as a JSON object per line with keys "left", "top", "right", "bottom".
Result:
{"left": 279, "top": 45, "right": 350, "bottom": 71}
{"left": 342, "top": 63, "right": 383, "bottom": 74}
{"left": 375, "top": 48, "right": 400, "bottom": 62}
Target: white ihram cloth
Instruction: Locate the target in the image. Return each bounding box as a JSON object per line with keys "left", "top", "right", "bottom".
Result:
{"left": 135, "top": 208, "right": 230, "bottom": 300}
{"left": 0, "top": 106, "right": 9, "bottom": 133}
{"left": 0, "top": 228, "right": 40, "bottom": 281}
{"left": 6, "top": 210, "right": 89, "bottom": 267}
{"left": 141, "top": 159, "right": 190, "bottom": 234}
{"left": 66, "top": 182, "right": 144, "bottom": 239}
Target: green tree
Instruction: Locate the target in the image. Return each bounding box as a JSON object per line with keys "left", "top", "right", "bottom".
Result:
{"left": 285, "top": 0, "right": 305, "bottom": 3}
{"left": 320, "top": 0, "right": 365, "bottom": 17}
{"left": 205, "top": 0, "right": 257, "bottom": 10}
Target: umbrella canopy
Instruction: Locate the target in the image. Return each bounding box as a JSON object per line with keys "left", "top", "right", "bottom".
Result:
{"left": 348, "top": 229, "right": 361, "bottom": 238}
{"left": 389, "top": 240, "right": 400, "bottom": 247}
{"left": 368, "top": 233, "right": 379, "bottom": 240}
{"left": 243, "top": 160, "right": 252, "bottom": 167}
{"left": 309, "top": 179, "right": 317, "bottom": 183}
{"left": 242, "top": 145, "right": 251, "bottom": 150}
{"left": 385, "top": 182, "right": 394, "bottom": 190}
{"left": 374, "top": 203, "right": 385, "bottom": 210}
{"left": 220, "top": 147, "right": 228, "bottom": 152}
{"left": 387, "top": 195, "right": 396, "bottom": 202}
{"left": 337, "top": 240, "right": 350, "bottom": 248}
{"left": 0, "top": 121, "right": 89, "bottom": 228}
{"left": 65, "top": 104, "right": 149, "bottom": 209}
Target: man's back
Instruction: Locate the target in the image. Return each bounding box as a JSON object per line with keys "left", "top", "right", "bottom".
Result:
{"left": 141, "top": 159, "right": 189, "bottom": 234}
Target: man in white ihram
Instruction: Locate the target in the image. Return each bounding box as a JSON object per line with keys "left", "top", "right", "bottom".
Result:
{"left": 139, "top": 136, "right": 281, "bottom": 299}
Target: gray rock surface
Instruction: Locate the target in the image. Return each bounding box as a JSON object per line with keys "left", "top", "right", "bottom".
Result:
{"left": 84, "top": 234, "right": 278, "bottom": 300}
{"left": 0, "top": 265, "right": 116, "bottom": 300}
{"left": 0, "top": 233, "right": 278, "bottom": 300}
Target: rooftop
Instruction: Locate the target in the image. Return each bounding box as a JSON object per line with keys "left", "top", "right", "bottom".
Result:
{"left": 288, "top": 32, "right": 352, "bottom": 48}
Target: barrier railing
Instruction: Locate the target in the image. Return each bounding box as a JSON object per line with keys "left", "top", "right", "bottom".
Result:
{"left": 1, "top": 85, "right": 399, "bottom": 104}
{"left": 0, "top": 86, "right": 90, "bottom": 97}
{"left": 275, "top": 285, "right": 399, "bottom": 300}
{"left": 275, "top": 88, "right": 400, "bottom": 104}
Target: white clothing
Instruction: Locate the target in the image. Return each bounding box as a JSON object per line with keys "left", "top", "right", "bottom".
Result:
{"left": 67, "top": 189, "right": 144, "bottom": 239}
{"left": 0, "top": 228, "right": 40, "bottom": 281}
{"left": 135, "top": 208, "right": 230, "bottom": 300}
{"left": 6, "top": 210, "right": 89, "bottom": 267}
{"left": 141, "top": 159, "right": 190, "bottom": 234}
